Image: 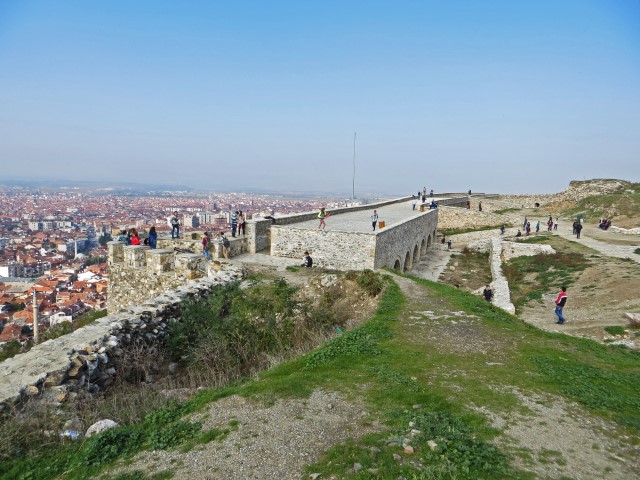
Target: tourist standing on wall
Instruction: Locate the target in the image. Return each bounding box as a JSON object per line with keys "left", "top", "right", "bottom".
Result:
{"left": 412, "top": 198, "right": 417, "bottom": 210}
{"left": 238, "top": 211, "right": 246, "bottom": 236}
{"left": 170, "top": 212, "right": 180, "bottom": 239}
{"left": 371, "top": 210, "right": 378, "bottom": 231}
{"left": 318, "top": 207, "right": 328, "bottom": 230}
{"left": 202, "top": 232, "right": 211, "bottom": 261}
{"left": 554, "top": 286, "right": 568, "bottom": 324}
{"left": 231, "top": 211, "right": 238, "bottom": 237}
{"left": 148, "top": 227, "right": 157, "bottom": 249}
{"left": 301, "top": 251, "right": 313, "bottom": 268}
{"left": 430, "top": 189, "right": 434, "bottom": 197}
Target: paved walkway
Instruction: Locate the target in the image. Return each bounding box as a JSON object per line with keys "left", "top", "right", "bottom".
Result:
{"left": 289, "top": 198, "right": 445, "bottom": 233}
{"left": 411, "top": 249, "right": 452, "bottom": 282}
{"left": 557, "top": 226, "right": 640, "bottom": 264}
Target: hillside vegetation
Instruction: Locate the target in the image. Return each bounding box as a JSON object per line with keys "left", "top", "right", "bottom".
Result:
{"left": 3, "top": 269, "right": 638, "bottom": 480}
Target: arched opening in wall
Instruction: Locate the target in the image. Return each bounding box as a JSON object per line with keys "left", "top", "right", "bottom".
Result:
{"left": 421, "top": 238, "right": 427, "bottom": 256}
{"left": 413, "top": 244, "right": 419, "bottom": 264}
{"left": 404, "top": 251, "right": 412, "bottom": 271}
{"left": 393, "top": 259, "right": 401, "bottom": 270}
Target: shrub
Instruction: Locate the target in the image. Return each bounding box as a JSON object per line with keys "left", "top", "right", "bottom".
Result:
{"left": 356, "top": 269, "right": 384, "bottom": 297}
{"left": 604, "top": 326, "right": 626, "bottom": 336}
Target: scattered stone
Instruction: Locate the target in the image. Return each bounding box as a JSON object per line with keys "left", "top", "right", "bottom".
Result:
{"left": 404, "top": 445, "right": 415, "bottom": 454}
{"left": 367, "top": 468, "right": 379, "bottom": 474}
{"left": 24, "top": 385, "right": 39, "bottom": 396}
{"left": 309, "top": 474, "right": 321, "bottom": 480}
{"left": 412, "top": 404, "right": 422, "bottom": 409}
{"left": 353, "top": 462, "right": 362, "bottom": 473}
{"left": 370, "top": 446, "right": 381, "bottom": 453}
{"left": 393, "top": 453, "right": 402, "bottom": 461}
{"left": 86, "top": 419, "right": 119, "bottom": 437}
{"left": 427, "top": 440, "right": 438, "bottom": 451}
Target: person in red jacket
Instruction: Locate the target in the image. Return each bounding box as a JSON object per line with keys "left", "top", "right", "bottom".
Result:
{"left": 554, "top": 286, "right": 568, "bottom": 324}
{"left": 130, "top": 228, "right": 141, "bottom": 246}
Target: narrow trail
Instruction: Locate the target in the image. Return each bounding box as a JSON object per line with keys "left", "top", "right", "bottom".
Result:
{"left": 389, "top": 273, "right": 639, "bottom": 480}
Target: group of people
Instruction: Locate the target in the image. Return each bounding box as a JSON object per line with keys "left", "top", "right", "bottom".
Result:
{"left": 598, "top": 218, "right": 612, "bottom": 230}
{"left": 118, "top": 227, "right": 158, "bottom": 248}
{"left": 546, "top": 216, "right": 558, "bottom": 231}
{"left": 201, "top": 231, "right": 231, "bottom": 260}
{"left": 230, "top": 210, "right": 246, "bottom": 237}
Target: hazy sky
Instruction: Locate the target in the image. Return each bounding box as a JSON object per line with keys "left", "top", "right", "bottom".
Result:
{"left": 0, "top": 1, "right": 638, "bottom": 195}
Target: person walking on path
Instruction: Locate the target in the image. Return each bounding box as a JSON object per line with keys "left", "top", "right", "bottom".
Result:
{"left": 523, "top": 217, "right": 528, "bottom": 230}
{"left": 447, "top": 239, "right": 452, "bottom": 250}
{"left": 547, "top": 216, "right": 553, "bottom": 232}
{"left": 554, "top": 286, "right": 568, "bottom": 324}
{"left": 412, "top": 198, "right": 417, "bottom": 210}
{"left": 478, "top": 201, "right": 482, "bottom": 212}
{"left": 170, "top": 212, "right": 180, "bottom": 239}
{"left": 526, "top": 221, "right": 531, "bottom": 236}
{"left": 202, "top": 232, "right": 211, "bottom": 261}
{"left": 148, "top": 226, "right": 157, "bottom": 249}
{"left": 318, "top": 207, "right": 328, "bottom": 230}
{"left": 554, "top": 218, "right": 559, "bottom": 230}
{"left": 500, "top": 224, "right": 505, "bottom": 235}
{"left": 371, "top": 210, "right": 379, "bottom": 231}
{"left": 535, "top": 221, "right": 540, "bottom": 233}
{"left": 482, "top": 285, "right": 494, "bottom": 302}
{"left": 576, "top": 221, "right": 583, "bottom": 239}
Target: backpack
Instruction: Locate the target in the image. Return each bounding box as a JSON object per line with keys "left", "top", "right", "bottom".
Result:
{"left": 222, "top": 236, "right": 230, "bottom": 248}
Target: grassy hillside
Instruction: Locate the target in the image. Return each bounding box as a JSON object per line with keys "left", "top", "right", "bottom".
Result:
{"left": 2, "top": 274, "right": 639, "bottom": 480}
{"left": 562, "top": 183, "right": 640, "bottom": 225}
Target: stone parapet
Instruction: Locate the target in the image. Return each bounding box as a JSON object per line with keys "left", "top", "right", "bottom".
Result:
{"left": 489, "top": 238, "right": 516, "bottom": 314}
{"left": 437, "top": 206, "right": 511, "bottom": 231}
{"left": 0, "top": 265, "right": 245, "bottom": 411}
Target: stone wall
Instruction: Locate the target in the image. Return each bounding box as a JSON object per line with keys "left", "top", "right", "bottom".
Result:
{"left": 107, "top": 242, "right": 206, "bottom": 313}
{"left": 501, "top": 241, "right": 556, "bottom": 262}
{"left": 270, "top": 210, "right": 439, "bottom": 271}
{"left": 489, "top": 238, "right": 516, "bottom": 314}
{"left": 0, "top": 265, "right": 245, "bottom": 410}
{"left": 270, "top": 227, "right": 377, "bottom": 270}
{"left": 374, "top": 210, "right": 438, "bottom": 270}
{"left": 437, "top": 206, "right": 511, "bottom": 231}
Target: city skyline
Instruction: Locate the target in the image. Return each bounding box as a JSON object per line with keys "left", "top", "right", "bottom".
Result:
{"left": 1, "top": 1, "right": 639, "bottom": 195}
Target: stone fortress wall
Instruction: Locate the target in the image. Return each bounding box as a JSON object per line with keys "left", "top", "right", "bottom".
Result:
{"left": 0, "top": 263, "right": 244, "bottom": 410}
{"left": 268, "top": 196, "right": 446, "bottom": 271}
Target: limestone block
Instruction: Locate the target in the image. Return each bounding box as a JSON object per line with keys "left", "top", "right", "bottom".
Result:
{"left": 123, "top": 245, "right": 149, "bottom": 268}
{"left": 107, "top": 241, "right": 125, "bottom": 264}
{"left": 146, "top": 249, "right": 175, "bottom": 273}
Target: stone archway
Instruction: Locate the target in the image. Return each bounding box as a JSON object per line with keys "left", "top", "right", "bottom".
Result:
{"left": 421, "top": 238, "right": 427, "bottom": 256}
{"left": 413, "top": 244, "right": 420, "bottom": 264}
{"left": 404, "top": 251, "right": 412, "bottom": 271}
{"left": 393, "top": 259, "right": 402, "bottom": 271}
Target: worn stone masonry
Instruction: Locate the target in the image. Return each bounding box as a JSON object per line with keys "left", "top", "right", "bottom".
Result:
{"left": 0, "top": 264, "right": 244, "bottom": 410}
{"left": 270, "top": 209, "right": 438, "bottom": 271}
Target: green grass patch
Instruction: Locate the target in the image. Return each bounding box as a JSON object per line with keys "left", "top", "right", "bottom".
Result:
{"left": 494, "top": 207, "right": 521, "bottom": 215}
{"left": 502, "top": 251, "right": 589, "bottom": 311}
{"left": 604, "top": 326, "right": 626, "bottom": 336}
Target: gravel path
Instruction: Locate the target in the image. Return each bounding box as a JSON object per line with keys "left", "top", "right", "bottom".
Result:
{"left": 112, "top": 390, "right": 375, "bottom": 480}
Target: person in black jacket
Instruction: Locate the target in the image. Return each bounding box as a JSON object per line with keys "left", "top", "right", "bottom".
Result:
{"left": 302, "top": 251, "right": 313, "bottom": 268}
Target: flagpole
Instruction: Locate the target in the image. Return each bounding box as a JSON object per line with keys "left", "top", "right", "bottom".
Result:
{"left": 352, "top": 132, "right": 356, "bottom": 203}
